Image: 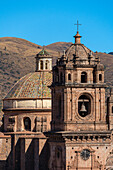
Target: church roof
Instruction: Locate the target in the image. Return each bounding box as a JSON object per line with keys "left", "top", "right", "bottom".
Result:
{"left": 5, "top": 72, "right": 52, "bottom": 99}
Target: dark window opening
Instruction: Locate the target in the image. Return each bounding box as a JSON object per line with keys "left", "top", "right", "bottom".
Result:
{"left": 57, "top": 152, "right": 60, "bottom": 158}
{"left": 9, "top": 117, "right": 15, "bottom": 123}
{"left": 45, "top": 60, "right": 49, "bottom": 69}
{"left": 59, "top": 96, "right": 61, "bottom": 118}
{"left": 99, "top": 74, "right": 102, "bottom": 81}
{"left": 68, "top": 74, "right": 71, "bottom": 80}
{"left": 78, "top": 95, "right": 91, "bottom": 117}
{"left": 24, "top": 117, "right": 31, "bottom": 131}
{"left": 93, "top": 70, "right": 96, "bottom": 83}
{"left": 81, "top": 72, "right": 87, "bottom": 83}
{"left": 60, "top": 72, "right": 63, "bottom": 83}
{"left": 112, "top": 106, "right": 113, "bottom": 113}
{"left": 40, "top": 60, "right": 43, "bottom": 70}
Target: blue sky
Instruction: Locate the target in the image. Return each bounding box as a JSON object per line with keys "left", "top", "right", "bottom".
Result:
{"left": 0, "top": 0, "right": 113, "bottom": 53}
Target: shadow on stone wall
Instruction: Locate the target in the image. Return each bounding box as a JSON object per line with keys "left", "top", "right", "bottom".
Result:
{"left": 25, "top": 140, "right": 34, "bottom": 170}
{"left": 39, "top": 139, "right": 50, "bottom": 170}
{"left": 0, "top": 136, "right": 50, "bottom": 170}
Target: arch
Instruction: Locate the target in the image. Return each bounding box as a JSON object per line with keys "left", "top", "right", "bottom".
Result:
{"left": 45, "top": 60, "right": 49, "bottom": 70}
{"left": 24, "top": 117, "right": 31, "bottom": 131}
{"left": 81, "top": 72, "right": 87, "bottom": 83}
{"left": 68, "top": 73, "right": 71, "bottom": 80}
{"left": 78, "top": 94, "right": 91, "bottom": 117}
{"left": 40, "top": 60, "right": 43, "bottom": 70}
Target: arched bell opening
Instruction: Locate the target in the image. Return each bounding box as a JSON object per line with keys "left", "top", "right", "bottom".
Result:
{"left": 78, "top": 94, "right": 91, "bottom": 117}
{"left": 40, "top": 60, "right": 43, "bottom": 70}
{"left": 24, "top": 117, "right": 31, "bottom": 131}
{"left": 45, "top": 60, "right": 49, "bottom": 70}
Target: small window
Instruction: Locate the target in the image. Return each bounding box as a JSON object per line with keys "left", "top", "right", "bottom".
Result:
{"left": 40, "top": 60, "right": 43, "bottom": 70}
{"left": 9, "top": 117, "right": 15, "bottom": 123}
{"left": 68, "top": 74, "right": 71, "bottom": 80}
{"left": 81, "top": 72, "right": 87, "bottom": 83}
{"left": 57, "top": 151, "right": 60, "bottom": 158}
{"left": 112, "top": 106, "right": 113, "bottom": 113}
{"left": 24, "top": 117, "right": 31, "bottom": 131}
{"left": 99, "top": 74, "right": 102, "bottom": 81}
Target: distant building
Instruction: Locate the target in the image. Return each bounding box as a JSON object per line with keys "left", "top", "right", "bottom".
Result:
{"left": 0, "top": 29, "right": 113, "bottom": 170}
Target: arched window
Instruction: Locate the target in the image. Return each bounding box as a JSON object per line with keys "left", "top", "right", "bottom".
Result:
{"left": 68, "top": 73, "right": 71, "bottom": 80}
{"left": 81, "top": 72, "right": 87, "bottom": 83}
{"left": 99, "top": 74, "right": 102, "bottom": 81}
{"left": 24, "top": 117, "right": 31, "bottom": 131}
{"left": 45, "top": 60, "right": 49, "bottom": 70}
{"left": 40, "top": 60, "right": 43, "bottom": 70}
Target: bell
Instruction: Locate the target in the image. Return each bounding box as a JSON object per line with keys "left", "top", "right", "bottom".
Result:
{"left": 80, "top": 102, "right": 87, "bottom": 112}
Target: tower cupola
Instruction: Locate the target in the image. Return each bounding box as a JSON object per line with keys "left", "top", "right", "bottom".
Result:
{"left": 35, "top": 48, "right": 52, "bottom": 72}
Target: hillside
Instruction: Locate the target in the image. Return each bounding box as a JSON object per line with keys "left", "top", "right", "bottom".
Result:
{"left": 0, "top": 37, "right": 113, "bottom": 112}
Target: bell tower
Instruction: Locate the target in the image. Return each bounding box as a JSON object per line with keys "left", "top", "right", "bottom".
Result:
{"left": 48, "top": 23, "right": 113, "bottom": 170}
{"left": 51, "top": 28, "right": 107, "bottom": 132}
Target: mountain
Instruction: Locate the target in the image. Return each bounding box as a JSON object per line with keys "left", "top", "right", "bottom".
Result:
{"left": 0, "top": 37, "right": 113, "bottom": 112}
{"left": 108, "top": 52, "right": 113, "bottom": 55}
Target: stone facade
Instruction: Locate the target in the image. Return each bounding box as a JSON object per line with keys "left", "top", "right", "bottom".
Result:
{"left": 0, "top": 31, "right": 113, "bottom": 170}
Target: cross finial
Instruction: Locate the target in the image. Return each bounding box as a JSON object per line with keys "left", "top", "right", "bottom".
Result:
{"left": 74, "top": 20, "right": 82, "bottom": 32}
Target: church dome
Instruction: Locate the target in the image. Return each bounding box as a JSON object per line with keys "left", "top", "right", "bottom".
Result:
{"left": 65, "top": 43, "right": 95, "bottom": 61}
{"left": 5, "top": 71, "right": 52, "bottom": 99}
{"left": 57, "top": 31, "right": 96, "bottom": 66}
